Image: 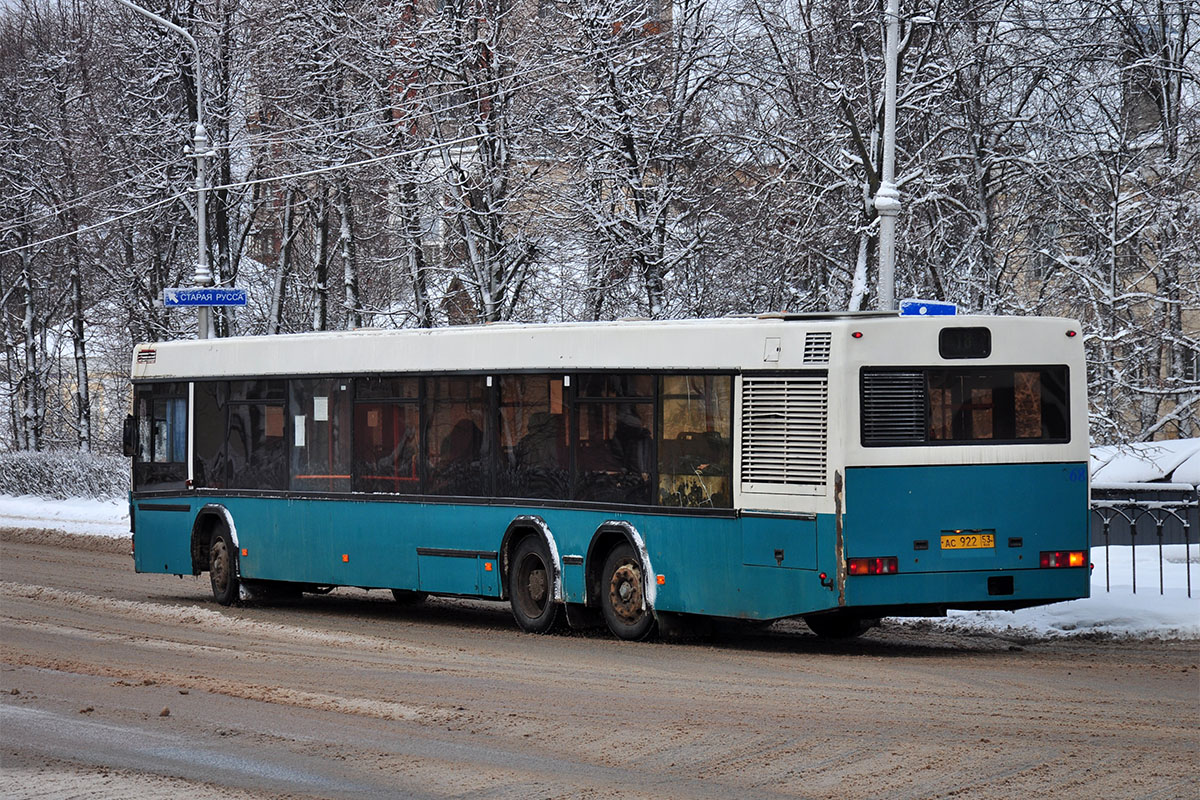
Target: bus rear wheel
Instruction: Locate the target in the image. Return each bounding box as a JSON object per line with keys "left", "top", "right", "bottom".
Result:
{"left": 600, "top": 543, "right": 656, "bottom": 641}
{"left": 509, "top": 536, "right": 560, "bottom": 633}
{"left": 803, "top": 611, "right": 876, "bottom": 639}
{"left": 208, "top": 525, "right": 239, "bottom": 606}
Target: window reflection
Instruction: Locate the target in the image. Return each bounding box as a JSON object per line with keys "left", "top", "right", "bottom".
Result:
{"left": 133, "top": 382, "right": 188, "bottom": 491}
{"left": 499, "top": 375, "right": 568, "bottom": 499}
{"left": 290, "top": 379, "right": 352, "bottom": 492}
{"left": 425, "top": 376, "right": 488, "bottom": 496}
{"left": 227, "top": 380, "right": 287, "bottom": 490}
{"left": 658, "top": 375, "right": 732, "bottom": 507}
{"left": 575, "top": 399, "right": 654, "bottom": 505}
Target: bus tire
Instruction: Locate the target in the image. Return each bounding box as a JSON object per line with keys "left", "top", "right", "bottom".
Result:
{"left": 208, "top": 524, "right": 239, "bottom": 606}
{"left": 509, "top": 536, "right": 560, "bottom": 633}
{"left": 600, "top": 543, "right": 656, "bottom": 641}
{"left": 391, "top": 589, "right": 428, "bottom": 606}
{"left": 803, "top": 611, "right": 875, "bottom": 639}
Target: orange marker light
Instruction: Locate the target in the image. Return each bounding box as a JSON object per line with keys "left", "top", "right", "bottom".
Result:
{"left": 484, "top": 562, "right": 493, "bottom": 572}
{"left": 241, "top": 548, "right": 248, "bottom": 557}
{"left": 342, "top": 554, "right": 349, "bottom": 563}
{"left": 656, "top": 574, "right": 665, "bottom": 585}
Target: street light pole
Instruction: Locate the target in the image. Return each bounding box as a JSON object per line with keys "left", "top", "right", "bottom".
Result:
{"left": 874, "top": 0, "right": 901, "bottom": 311}
{"left": 114, "top": 0, "right": 213, "bottom": 339}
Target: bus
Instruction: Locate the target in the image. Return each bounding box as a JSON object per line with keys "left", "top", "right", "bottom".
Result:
{"left": 125, "top": 313, "right": 1090, "bottom": 639}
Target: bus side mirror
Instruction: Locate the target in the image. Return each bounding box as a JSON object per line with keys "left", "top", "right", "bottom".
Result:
{"left": 122, "top": 415, "right": 137, "bottom": 457}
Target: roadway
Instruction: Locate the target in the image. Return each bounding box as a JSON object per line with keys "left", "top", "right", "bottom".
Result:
{"left": 1, "top": 527, "right": 1196, "bottom": 799}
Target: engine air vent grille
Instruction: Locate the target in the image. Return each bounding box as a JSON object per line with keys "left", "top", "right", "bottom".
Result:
{"left": 741, "top": 375, "right": 828, "bottom": 487}
{"left": 861, "top": 370, "right": 926, "bottom": 445}
{"left": 802, "top": 332, "right": 832, "bottom": 364}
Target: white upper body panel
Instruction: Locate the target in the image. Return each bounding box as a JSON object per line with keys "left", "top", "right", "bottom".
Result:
{"left": 132, "top": 314, "right": 1088, "bottom": 515}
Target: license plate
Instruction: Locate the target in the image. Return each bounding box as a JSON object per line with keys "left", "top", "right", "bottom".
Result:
{"left": 940, "top": 532, "right": 995, "bottom": 550}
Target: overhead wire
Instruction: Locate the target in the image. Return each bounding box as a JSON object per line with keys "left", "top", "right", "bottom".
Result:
{"left": 0, "top": 151, "right": 193, "bottom": 236}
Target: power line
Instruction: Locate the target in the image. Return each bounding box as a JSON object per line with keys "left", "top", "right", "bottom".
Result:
{"left": 0, "top": 193, "right": 186, "bottom": 258}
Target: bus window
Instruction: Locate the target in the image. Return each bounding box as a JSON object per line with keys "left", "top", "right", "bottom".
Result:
{"left": 353, "top": 377, "right": 419, "bottom": 494}
{"left": 133, "top": 382, "right": 188, "bottom": 491}
{"left": 193, "top": 381, "right": 228, "bottom": 488}
{"left": 290, "top": 379, "right": 352, "bottom": 492}
{"left": 658, "top": 375, "right": 732, "bottom": 508}
{"left": 575, "top": 374, "right": 655, "bottom": 505}
{"left": 425, "top": 376, "right": 488, "bottom": 496}
{"left": 928, "top": 367, "right": 1068, "bottom": 442}
{"left": 862, "top": 366, "right": 1069, "bottom": 446}
{"left": 227, "top": 380, "right": 287, "bottom": 490}
{"left": 498, "top": 375, "right": 568, "bottom": 499}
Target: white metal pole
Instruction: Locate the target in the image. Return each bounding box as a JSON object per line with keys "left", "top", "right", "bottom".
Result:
{"left": 114, "top": 0, "right": 212, "bottom": 338}
{"left": 874, "top": 0, "right": 901, "bottom": 311}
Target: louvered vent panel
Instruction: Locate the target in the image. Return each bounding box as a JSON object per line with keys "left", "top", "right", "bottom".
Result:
{"left": 861, "top": 371, "right": 925, "bottom": 445}
{"left": 802, "top": 332, "right": 832, "bottom": 364}
{"left": 741, "top": 376, "right": 828, "bottom": 486}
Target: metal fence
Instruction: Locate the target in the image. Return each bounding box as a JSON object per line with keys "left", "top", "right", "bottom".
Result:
{"left": 1090, "top": 488, "right": 1197, "bottom": 598}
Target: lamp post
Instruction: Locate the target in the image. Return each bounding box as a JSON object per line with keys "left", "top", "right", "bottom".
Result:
{"left": 874, "top": 0, "right": 901, "bottom": 312}
{"left": 114, "top": 0, "right": 213, "bottom": 339}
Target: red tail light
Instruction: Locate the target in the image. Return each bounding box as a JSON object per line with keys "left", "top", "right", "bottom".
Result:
{"left": 847, "top": 556, "right": 899, "bottom": 575}
{"left": 1040, "top": 550, "right": 1086, "bottom": 568}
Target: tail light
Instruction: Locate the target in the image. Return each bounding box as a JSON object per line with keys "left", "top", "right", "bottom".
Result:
{"left": 1040, "top": 550, "right": 1086, "bottom": 568}
{"left": 847, "top": 556, "right": 899, "bottom": 575}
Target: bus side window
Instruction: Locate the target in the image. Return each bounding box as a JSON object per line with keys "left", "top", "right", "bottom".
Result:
{"left": 290, "top": 378, "right": 352, "bottom": 492}
{"left": 132, "top": 382, "right": 188, "bottom": 492}
{"left": 227, "top": 380, "right": 287, "bottom": 490}
{"left": 193, "top": 381, "right": 228, "bottom": 489}
{"left": 425, "top": 376, "right": 488, "bottom": 497}
{"left": 574, "top": 374, "right": 655, "bottom": 506}
{"left": 353, "top": 377, "right": 420, "bottom": 494}
{"left": 498, "top": 374, "right": 568, "bottom": 500}
{"left": 658, "top": 374, "right": 732, "bottom": 508}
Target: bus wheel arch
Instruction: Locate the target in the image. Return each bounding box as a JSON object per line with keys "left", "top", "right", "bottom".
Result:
{"left": 501, "top": 516, "right": 563, "bottom": 633}
{"left": 586, "top": 521, "right": 657, "bottom": 641}
{"left": 191, "top": 505, "right": 241, "bottom": 605}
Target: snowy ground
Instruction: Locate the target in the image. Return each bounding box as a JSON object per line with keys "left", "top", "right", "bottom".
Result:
{"left": 1, "top": 494, "right": 1195, "bottom": 640}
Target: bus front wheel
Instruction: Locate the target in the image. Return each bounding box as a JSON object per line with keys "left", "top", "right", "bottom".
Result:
{"left": 509, "top": 536, "right": 560, "bottom": 633}
{"left": 600, "top": 543, "right": 656, "bottom": 641}
{"left": 391, "top": 589, "right": 428, "bottom": 606}
{"left": 208, "top": 525, "right": 239, "bottom": 606}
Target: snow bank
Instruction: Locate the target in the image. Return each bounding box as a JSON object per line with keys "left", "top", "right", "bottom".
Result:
{"left": 904, "top": 543, "right": 1199, "bottom": 640}
{"left": 1, "top": 495, "right": 1195, "bottom": 640}
{"left": 0, "top": 494, "right": 129, "bottom": 538}
{"left": 1091, "top": 438, "right": 1200, "bottom": 486}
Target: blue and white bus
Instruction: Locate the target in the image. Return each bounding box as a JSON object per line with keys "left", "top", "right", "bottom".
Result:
{"left": 126, "top": 314, "right": 1090, "bottom": 639}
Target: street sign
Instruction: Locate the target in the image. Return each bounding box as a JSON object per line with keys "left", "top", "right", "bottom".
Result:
{"left": 899, "top": 298, "right": 957, "bottom": 316}
{"left": 163, "top": 287, "right": 248, "bottom": 307}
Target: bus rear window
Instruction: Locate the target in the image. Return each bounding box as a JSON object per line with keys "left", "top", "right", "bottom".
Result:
{"left": 862, "top": 366, "right": 1069, "bottom": 446}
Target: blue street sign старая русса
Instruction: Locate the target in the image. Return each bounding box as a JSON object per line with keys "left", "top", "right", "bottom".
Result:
{"left": 898, "top": 298, "right": 957, "bottom": 316}
{"left": 163, "top": 287, "right": 248, "bottom": 307}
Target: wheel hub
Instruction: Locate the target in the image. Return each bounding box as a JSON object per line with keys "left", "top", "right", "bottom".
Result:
{"left": 211, "top": 541, "right": 229, "bottom": 592}
{"left": 527, "top": 567, "right": 547, "bottom": 604}
{"left": 608, "top": 563, "right": 644, "bottom": 623}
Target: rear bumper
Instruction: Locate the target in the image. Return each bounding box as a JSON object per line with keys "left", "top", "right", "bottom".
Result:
{"left": 844, "top": 566, "right": 1090, "bottom": 613}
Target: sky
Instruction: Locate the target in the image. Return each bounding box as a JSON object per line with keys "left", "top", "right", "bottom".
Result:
{"left": 2, "top": 493, "right": 1195, "bottom": 641}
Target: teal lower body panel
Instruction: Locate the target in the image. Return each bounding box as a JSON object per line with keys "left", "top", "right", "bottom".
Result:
{"left": 132, "top": 499, "right": 196, "bottom": 575}
{"left": 131, "top": 464, "right": 1090, "bottom": 623}
{"left": 130, "top": 494, "right": 838, "bottom": 619}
